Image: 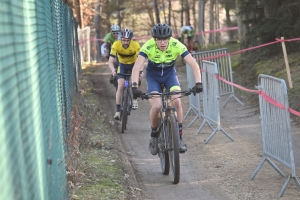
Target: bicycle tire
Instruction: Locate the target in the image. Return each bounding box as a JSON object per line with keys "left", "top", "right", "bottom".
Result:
{"left": 126, "top": 90, "right": 132, "bottom": 125}
{"left": 121, "top": 88, "right": 128, "bottom": 133}
{"left": 166, "top": 113, "right": 180, "bottom": 184}
{"left": 159, "top": 125, "right": 170, "bottom": 175}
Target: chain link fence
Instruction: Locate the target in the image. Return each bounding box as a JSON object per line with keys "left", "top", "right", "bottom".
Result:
{"left": 0, "top": 0, "right": 81, "bottom": 199}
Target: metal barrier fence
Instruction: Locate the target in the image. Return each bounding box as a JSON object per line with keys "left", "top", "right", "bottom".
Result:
{"left": 183, "top": 64, "right": 202, "bottom": 127}
{"left": 0, "top": 0, "right": 80, "bottom": 199}
{"left": 192, "top": 48, "right": 244, "bottom": 107}
{"left": 78, "top": 26, "right": 91, "bottom": 64}
{"left": 198, "top": 61, "right": 234, "bottom": 143}
{"left": 250, "top": 74, "right": 300, "bottom": 197}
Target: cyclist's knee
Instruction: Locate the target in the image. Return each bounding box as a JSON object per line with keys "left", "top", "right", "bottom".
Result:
{"left": 151, "top": 103, "right": 162, "bottom": 113}
{"left": 172, "top": 98, "right": 182, "bottom": 107}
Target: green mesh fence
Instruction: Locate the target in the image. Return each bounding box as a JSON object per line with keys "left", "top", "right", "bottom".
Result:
{"left": 0, "top": 0, "right": 81, "bottom": 199}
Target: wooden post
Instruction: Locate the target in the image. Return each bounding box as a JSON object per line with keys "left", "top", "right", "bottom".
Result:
{"left": 280, "top": 37, "right": 293, "bottom": 89}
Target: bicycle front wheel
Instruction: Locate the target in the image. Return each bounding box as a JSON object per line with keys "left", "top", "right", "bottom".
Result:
{"left": 159, "top": 125, "right": 170, "bottom": 175}
{"left": 166, "top": 113, "right": 180, "bottom": 184}
{"left": 121, "top": 88, "right": 128, "bottom": 133}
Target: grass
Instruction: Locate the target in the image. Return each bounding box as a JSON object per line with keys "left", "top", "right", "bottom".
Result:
{"left": 181, "top": 41, "right": 300, "bottom": 114}
{"left": 68, "top": 66, "right": 129, "bottom": 200}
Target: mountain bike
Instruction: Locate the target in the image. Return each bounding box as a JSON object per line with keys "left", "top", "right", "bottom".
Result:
{"left": 179, "top": 35, "right": 201, "bottom": 65}
{"left": 119, "top": 72, "right": 133, "bottom": 133}
{"left": 139, "top": 85, "right": 193, "bottom": 184}
{"left": 119, "top": 72, "right": 142, "bottom": 133}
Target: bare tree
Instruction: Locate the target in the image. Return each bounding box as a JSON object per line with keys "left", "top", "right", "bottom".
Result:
{"left": 185, "top": 0, "right": 191, "bottom": 25}
{"left": 215, "top": 0, "right": 220, "bottom": 44}
{"left": 181, "top": 0, "right": 184, "bottom": 27}
{"left": 209, "top": 0, "right": 215, "bottom": 44}
{"left": 198, "top": 0, "right": 205, "bottom": 45}
{"left": 235, "top": 0, "right": 242, "bottom": 43}
{"left": 154, "top": 0, "right": 161, "bottom": 24}
{"left": 74, "top": 0, "right": 82, "bottom": 28}
{"left": 191, "top": 0, "right": 197, "bottom": 30}
{"left": 168, "top": 0, "right": 171, "bottom": 25}
{"left": 161, "top": 0, "right": 167, "bottom": 23}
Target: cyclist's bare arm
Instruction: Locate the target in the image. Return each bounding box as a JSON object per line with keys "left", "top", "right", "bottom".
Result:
{"left": 183, "top": 54, "right": 202, "bottom": 82}
{"left": 108, "top": 56, "right": 117, "bottom": 76}
{"left": 132, "top": 55, "right": 146, "bottom": 85}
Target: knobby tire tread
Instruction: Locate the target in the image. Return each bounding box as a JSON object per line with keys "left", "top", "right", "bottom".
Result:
{"left": 121, "top": 88, "right": 128, "bottom": 133}
{"left": 167, "top": 113, "right": 180, "bottom": 184}
{"left": 159, "top": 125, "right": 170, "bottom": 175}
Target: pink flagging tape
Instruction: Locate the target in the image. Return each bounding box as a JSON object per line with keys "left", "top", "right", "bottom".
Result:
{"left": 215, "top": 75, "right": 300, "bottom": 117}
{"left": 196, "top": 26, "right": 238, "bottom": 35}
{"left": 197, "top": 37, "right": 300, "bottom": 61}
{"left": 289, "top": 108, "right": 300, "bottom": 116}
{"left": 79, "top": 26, "right": 239, "bottom": 42}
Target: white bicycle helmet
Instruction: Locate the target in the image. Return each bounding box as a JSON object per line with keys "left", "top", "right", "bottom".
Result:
{"left": 111, "top": 24, "right": 120, "bottom": 32}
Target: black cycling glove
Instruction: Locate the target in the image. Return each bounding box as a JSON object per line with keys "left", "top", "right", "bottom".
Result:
{"left": 132, "top": 87, "right": 143, "bottom": 99}
{"left": 192, "top": 82, "right": 203, "bottom": 95}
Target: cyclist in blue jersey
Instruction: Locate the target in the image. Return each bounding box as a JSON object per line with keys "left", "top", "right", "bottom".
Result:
{"left": 130, "top": 23, "right": 203, "bottom": 155}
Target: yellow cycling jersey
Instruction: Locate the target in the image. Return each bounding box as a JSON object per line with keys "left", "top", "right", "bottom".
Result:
{"left": 110, "top": 40, "right": 140, "bottom": 64}
{"left": 139, "top": 37, "right": 189, "bottom": 71}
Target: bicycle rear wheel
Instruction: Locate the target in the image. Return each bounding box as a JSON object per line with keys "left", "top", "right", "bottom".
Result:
{"left": 158, "top": 125, "right": 170, "bottom": 175}
{"left": 166, "top": 113, "right": 180, "bottom": 184}
{"left": 121, "top": 88, "right": 128, "bottom": 133}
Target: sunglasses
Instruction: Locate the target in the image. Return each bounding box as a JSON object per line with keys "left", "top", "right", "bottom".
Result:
{"left": 112, "top": 32, "right": 119, "bottom": 35}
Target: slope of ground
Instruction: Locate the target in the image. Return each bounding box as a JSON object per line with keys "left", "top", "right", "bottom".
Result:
{"left": 68, "top": 56, "right": 300, "bottom": 199}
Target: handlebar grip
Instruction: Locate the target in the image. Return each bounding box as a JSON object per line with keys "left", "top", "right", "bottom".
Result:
{"left": 142, "top": 93, "right": 150, "bottom": 100}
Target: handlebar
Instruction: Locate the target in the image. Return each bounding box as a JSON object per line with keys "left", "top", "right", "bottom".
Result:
{"left": 140, "top": 89, "right": 194, "bottom": 100}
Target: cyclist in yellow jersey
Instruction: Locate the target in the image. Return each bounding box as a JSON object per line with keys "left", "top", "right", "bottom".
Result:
{"left": 130, "top": 23, "right": 203, "bottom": 155}
{"left": 108, "top": 29, "right": 142, "bottom": 120}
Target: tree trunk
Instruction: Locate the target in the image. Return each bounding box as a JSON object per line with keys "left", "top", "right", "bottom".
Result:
{"left": 172, "top": 9, "right": 178, "bottom": 34}
{"left": 235, "top": 0, "right": 243, "bottom": 44}
{"left": 74, "top": 0, "right": 82, "bottom": 28}
{"left": 209, "top": 0, "right": 215, "bottom": 44}
{"left": 225, "top": 3, "right": 234, "bottom": 40}
{"left": 162, "top": 0, "right": 167, "bottom": 23}
{"left": 192, "top": 0, "right": 197, "bottom": 30}
{"left": 198, "top": 0, "right": 205, "bottom": 45}
{"left": 185, "top": 0, "right": 190, "bottom": 25}
{"left": 264, "top": 0, "right": 280, "bottom": 19}
{"left": 117, "top": 0, "right": 121, "bottom": 25}
{"left": 181, "top": 0, "right": 184, "bottom": 27}
{"left": 215, "top": 0, "right": 220, "bottom": 44}
{"left": 154, "top": 0, "right": 161, "bottom": 24}
{"left": 145, "top": 3, "right": 155, "bottom": 27}
{"left": 168, "top": 0, "right": 171, "bottom": 25}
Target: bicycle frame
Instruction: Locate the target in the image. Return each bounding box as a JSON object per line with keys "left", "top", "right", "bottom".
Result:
{"left": 159, "top": 91, "right": 177, "bottom": 151}
{"left": 119, "top": 72, "right": 133, "bottom": 133}
{"left": 141, "top": 86, "right": 192, "bottom": 184}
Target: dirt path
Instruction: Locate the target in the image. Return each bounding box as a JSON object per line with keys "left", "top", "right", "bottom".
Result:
{"left": 92, "top": 62, "right": 300, "bottom": 200}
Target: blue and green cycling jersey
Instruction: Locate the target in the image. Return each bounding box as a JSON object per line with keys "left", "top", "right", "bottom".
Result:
{"left": 139, "top": 37, "right": 189, "bottom": 76}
